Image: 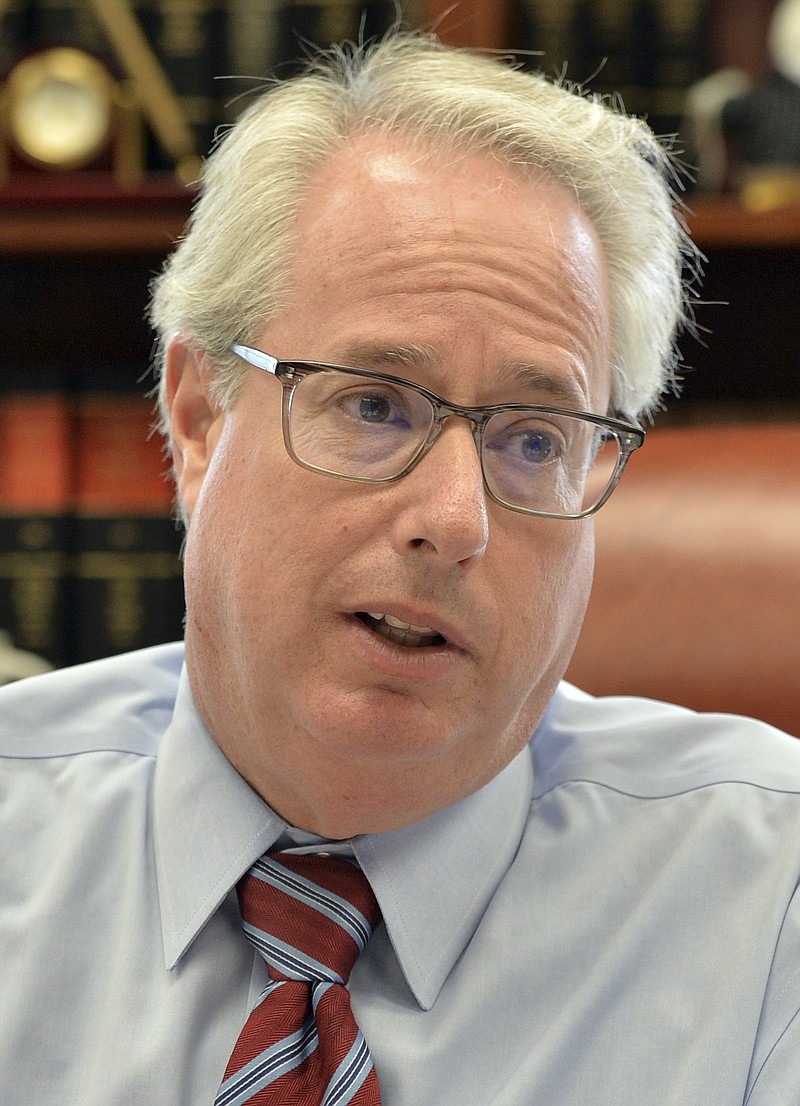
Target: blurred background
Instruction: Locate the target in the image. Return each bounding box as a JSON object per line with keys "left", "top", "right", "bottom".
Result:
{"left": 1, "top": 0, "right": 798, "bottom": 680}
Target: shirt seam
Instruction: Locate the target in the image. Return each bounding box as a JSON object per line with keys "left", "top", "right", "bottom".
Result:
{"left": 0, "top": 747, "right": 158, "bottom": 762}
{"left": 532, "top": 776, "right": 800, "bottom": 804}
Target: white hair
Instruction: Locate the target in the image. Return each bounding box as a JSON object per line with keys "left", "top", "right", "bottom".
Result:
{"left": 150, "top": 31, "right": 699, "bottom": 434}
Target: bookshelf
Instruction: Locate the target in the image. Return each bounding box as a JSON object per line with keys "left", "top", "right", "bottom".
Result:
{"left": 0, "top": 181, "right": 188, "bottom": 669}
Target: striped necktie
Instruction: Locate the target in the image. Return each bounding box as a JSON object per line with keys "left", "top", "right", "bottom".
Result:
{"left": 215, "top": 851, "right": 383, "bottom": 1105}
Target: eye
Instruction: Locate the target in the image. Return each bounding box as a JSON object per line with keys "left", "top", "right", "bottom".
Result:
{"left": 337, "top": 386, "right": 414, "bottom": 430}
{"left": 356, "top": 392, "right": 393, "bottom": 423}
{"left": 486, "top": 418, "right": 565, "bottom": 466}
{"left": 518, "top": 429, "right": 559, "bottom": 464}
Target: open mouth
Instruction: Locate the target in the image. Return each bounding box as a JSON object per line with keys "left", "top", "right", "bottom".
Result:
{"left": 356, "top": 612, "right": 447, "bottom": 649}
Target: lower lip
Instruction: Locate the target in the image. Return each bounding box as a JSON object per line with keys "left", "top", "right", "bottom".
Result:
{"left": 343, "top": 615, "right": 467, "bottom": 682}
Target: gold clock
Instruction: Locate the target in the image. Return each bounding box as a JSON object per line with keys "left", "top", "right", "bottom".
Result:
{"left": 1, "top": 0, "right": 202, "bottom": 184}
{"left": 4, "top": 47, "right": 117, "bottom": 170}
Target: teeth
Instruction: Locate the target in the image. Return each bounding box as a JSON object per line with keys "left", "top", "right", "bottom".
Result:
{"left": 360, "top": 611, "right": 442, "bottom": 646}
{"left": 383, "top": 613, "right": 436, "bottom": 634}
{"left": 366, "top": 612, "right": 436, "bottom": 634}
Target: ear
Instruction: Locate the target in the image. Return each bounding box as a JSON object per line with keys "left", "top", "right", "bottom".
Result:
{"left": 165, "top": 332, "right": 226, "bottom": 519}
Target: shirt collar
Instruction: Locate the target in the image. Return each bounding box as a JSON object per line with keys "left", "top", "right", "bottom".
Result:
{"left": 353, "top": 750, "right": 533, "bottom": 1010}
{"left": 154, "top": 666, "right": 287, "bottom": 969}
{"left": 154, "top": 665, "right": 534, "bottom": 1010}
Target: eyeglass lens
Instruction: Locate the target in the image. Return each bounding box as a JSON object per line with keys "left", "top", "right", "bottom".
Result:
{"left": 285, "top": 370, "right": 621, "bottom": 516}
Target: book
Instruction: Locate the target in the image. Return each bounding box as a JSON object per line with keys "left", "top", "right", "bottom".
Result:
{"left": 509, "top": 0, "right": 579, "bottom": 79}
{"left": 225, "top": 0, "right": 282, "bottom": 80}
{"left": 0, "top": 366, "right": 73, "bottom": 668}
{"left": 70, "top": 366, "right": 185, "bottom": 664}
{"left": 0, "top": 0, "right": 29, "bottom": 77}
{"left": 510, "top": 0, "right": 712, "bottom": 138}
{"left": 269, "top": 1, "right": 399, "bottom": 77}
{"left": 642, "top": 0, "right": 713, "bottom": 138}
{"left": 135, "top": 0, "right": 229, "bottom": 164}
{"left": 28, "top": 0, "right": 116, "bottom": 60}
{"left": 567, "top": 0, "right": 605, "bottom": 85}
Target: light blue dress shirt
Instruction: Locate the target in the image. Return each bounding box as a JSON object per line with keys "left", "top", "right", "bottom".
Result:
{"left": 1, "top": 642, "right": 800, "bottom": 1105}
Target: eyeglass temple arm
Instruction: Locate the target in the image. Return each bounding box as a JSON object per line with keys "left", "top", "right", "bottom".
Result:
{"left": 232, "top": 345, "right": 279, "bottom": 376}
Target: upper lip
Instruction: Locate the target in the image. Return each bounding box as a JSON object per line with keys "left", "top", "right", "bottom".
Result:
{"left": 350, "top": 601, "right": 475, "bottom": 653}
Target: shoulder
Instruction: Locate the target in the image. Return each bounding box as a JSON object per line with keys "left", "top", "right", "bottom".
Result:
{"left": 536, "top": 682, "right": 800, "bottom": 800}
{"left": 0, "top": 642, "right": 185, "bottom": 760}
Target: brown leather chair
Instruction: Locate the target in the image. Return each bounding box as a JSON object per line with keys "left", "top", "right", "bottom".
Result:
{"left": 566, "top": 423, "right": 800, "bottom": 737}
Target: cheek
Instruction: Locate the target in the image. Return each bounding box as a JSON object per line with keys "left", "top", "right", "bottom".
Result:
{"left": 501, "top": 521, "right": 595, "bottom": 674}
{"left": 185, "top": 421, "right": 355, "bottom": 626}
{"left": 183, "top": 421, "right": 272, "bottom": 619}
{"left": 546, "top": 521, "right": 595, "bottom": 605}
{"left": 545, "top": 520, "right": 595, "bottom": 630}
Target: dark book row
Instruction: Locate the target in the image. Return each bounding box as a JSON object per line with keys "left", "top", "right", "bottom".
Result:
{"left": 2, "top": 1, "right": 714, "bottom": 169}
{"left": 508, "top": 0, "right": 714, "bottom": 139}
{"left": 0, "top": 366, "right": 184, "bottom": 669}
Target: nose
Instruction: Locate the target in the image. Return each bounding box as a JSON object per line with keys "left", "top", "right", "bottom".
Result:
{"left": 389, "top": 421, "right": 489, "bottom": 568}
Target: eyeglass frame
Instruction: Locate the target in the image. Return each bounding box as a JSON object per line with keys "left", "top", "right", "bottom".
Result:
{"left": 230, "top": 343, "right": 646, "bottom": 520}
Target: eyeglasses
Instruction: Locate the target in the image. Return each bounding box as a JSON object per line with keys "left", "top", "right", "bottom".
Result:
{"left": 231, "top": 344, "right": 645, "bottom": 519}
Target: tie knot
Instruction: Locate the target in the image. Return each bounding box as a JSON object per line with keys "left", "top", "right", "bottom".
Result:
{"left": 237, "top": 852, "right": 381, "bottom": 985}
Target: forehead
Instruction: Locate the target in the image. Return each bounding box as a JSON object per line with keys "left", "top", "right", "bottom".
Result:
{"left": 295, "top": 131, "right": 596, "bottom": 249}
{"left": 266, "top": 132, "right": 612, "bottom": 408}
{"left": 294, "top": 126, "right": 587, "bottom": 225}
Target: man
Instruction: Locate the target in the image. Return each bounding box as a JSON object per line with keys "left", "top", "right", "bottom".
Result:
{"left": 1, "top": 32, "right": 799, "bottom": 1105}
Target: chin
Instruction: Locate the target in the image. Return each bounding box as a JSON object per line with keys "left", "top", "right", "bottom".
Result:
{"left": 305, "top": 682, "right": 476, "bottom": 761}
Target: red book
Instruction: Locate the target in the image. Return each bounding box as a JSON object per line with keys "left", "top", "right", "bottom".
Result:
{"left": 0, "top": 375, "right": 73, "bottom": 667}
{"left": 71, "top": 380, "right": 184, "bottom": 663}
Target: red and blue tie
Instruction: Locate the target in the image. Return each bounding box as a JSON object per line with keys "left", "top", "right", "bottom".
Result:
{"left": 215, "top": 852, "right": 383, "bottom": 1105}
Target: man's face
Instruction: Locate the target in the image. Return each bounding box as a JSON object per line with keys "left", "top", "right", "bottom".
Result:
{"left": 171, "top": 134, "right": 612, "bottom": 837}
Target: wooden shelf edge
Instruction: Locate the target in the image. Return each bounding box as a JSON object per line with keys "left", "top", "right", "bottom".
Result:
{"left": 0, "top": 175, "right": 194, "bottom": 254}
{"left": 684, "top": 197, "right": 800, "bottom": 249}
{"left": 0, "top": 209, "right": 189, "bottom": 253}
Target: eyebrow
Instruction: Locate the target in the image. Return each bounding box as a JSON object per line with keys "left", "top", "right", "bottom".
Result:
{"left": 494, "top": 361, "right": 589, "bottom": 408}
{"left": 338, "top": 342, "right": 434, "bottom": 373}
{"left": 337, "top": 342, "right": 590, "bottom": 409}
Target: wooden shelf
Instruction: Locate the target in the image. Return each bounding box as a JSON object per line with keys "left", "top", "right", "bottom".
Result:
{"left": 684, "top": 197, "right": 800, "bottom": 249}
{"left": 0, "top": 208, "right": 190, "bottom": 253}
{"left": 0, "top": 175, "right": 193, "bottom": 254}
